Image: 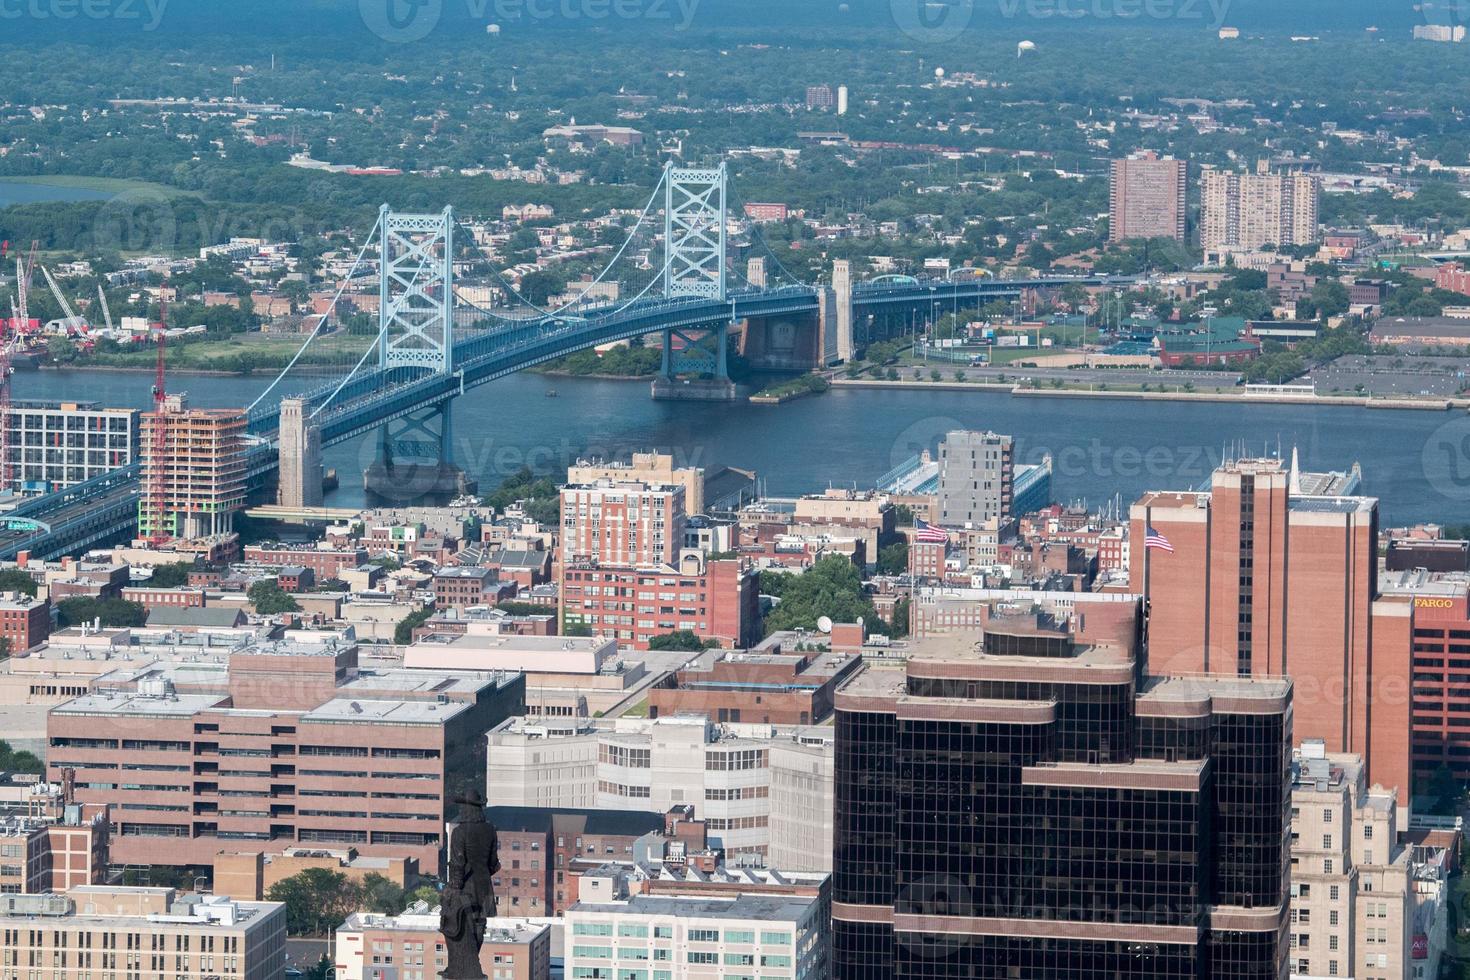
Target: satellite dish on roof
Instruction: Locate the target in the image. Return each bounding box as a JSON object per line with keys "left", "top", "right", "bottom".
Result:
{"left": 817, "top": 616, "right": 834, "bottom": 634}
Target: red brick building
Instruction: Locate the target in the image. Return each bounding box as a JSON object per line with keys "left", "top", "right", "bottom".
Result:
{"left": 120, "top": 586, "right": 208, "bottom": 611}
{"left": 243, "top": 544, "right": 368, "bottom": 580}
{"left": 559, "top": 553, "right": 759, "bottom": 651}
{"left": 483, "top": 807, "right": 668, "bottom": 916}
{"left": 1131, "top": 458, "right": 1413, "bottom": 800}
{"left": 0, "top": 592, "right": 50, "bottom": 652}
{"left": 648, "top": 649, "right": 863, "bottom": 725}
{"left": 1436, "top": 261, "right": 1470, "bottom": 296}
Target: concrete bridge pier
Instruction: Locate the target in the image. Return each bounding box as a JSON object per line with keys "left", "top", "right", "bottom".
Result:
{"left": 363, "top": 399, "right": 478, "bottom": 506}
{"left": 277, "top": 397, "right": 324, "bottom": 509}
{"left": 650, "top": 323, "right": 738, "bottom": 402}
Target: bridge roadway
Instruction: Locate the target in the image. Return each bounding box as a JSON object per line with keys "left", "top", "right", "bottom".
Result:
{"left": 0, "top": 275, "right": 1128, "bottom": 559}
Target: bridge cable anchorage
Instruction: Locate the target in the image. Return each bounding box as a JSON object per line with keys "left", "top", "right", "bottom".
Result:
{"left": 246, "top": 211, "right": 385, "bottom": 414}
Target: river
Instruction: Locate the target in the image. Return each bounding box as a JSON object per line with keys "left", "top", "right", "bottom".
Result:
{"left": 13, "top": 367, "right": 1467, "bottom": 525}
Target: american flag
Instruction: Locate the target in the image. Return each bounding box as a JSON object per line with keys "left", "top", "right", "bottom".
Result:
{"left": 914, "top": 518, "right": 950, "bottom": 544}
{"left": 1144, "top": 526, "right": 1174, "bottom": 553}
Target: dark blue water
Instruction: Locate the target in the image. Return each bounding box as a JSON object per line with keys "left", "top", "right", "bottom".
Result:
{"left": 14, "top": 367, "right": 1466, "bottom": 525}
{"left": 0, "top": 181, "right": 114, "bottom": 208}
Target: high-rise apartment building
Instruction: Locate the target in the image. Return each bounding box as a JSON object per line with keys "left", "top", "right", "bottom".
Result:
{"left": 139, "top": 394, "right": 248, "bottom": 540}
{"left": 1201, "top": 167, "right": 1321, "bottom": 253}
{"left": 1289, "top": 740, "right": 1447, "bottom": 980}
{"left": 937, "top": 430, "right": 1013, "bottom": 527}
{"left": 560, "top": 479, "right": 687, "bottom": 568}
{"left": 805, "top": 84, "right": 835, "bottom": 110}
{"left": 567, "top": 452, "right": 705, "bottom": 515}
{"left": 831, "top": 597, "right": 1293, "bottom": 978}
{"left": 2, "top": 400, "right": 138, "bottom": 494}
{"left": 1108, "top": 151, "right": 1188, "bottom": 242}
{"left": 1130, "top": 457, "right": 1414, "bottom": 804}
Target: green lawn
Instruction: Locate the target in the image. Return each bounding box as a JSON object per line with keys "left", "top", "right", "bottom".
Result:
{"left": 5, "top": 175, "right": 198, "bottom": 199}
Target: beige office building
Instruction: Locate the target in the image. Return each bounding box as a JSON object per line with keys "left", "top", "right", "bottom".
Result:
{"left": 1289, "top": 740, "right": 1447, "bottom": 980}
{"left": 336, "top": 908, "right": 551, "bottom": 980}
{"left": 0, "top": 886, "right": 286, "bottom": 980}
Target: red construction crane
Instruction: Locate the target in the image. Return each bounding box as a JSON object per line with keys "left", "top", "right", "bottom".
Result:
{"left": 147, "top": 289, "right": 171, "bottom": 544}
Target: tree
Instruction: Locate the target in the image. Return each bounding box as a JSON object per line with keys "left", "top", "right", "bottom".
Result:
{"left": 762, "top": 555, "right": 880, "bottom": 636}
{"left": 145, "top": 562, "right": 195, "bottom": 589}
{"left": 57, "top": 597, "right": 146, "bottom": 629}
{"left": 876, "top": 541, "right": 909, "bottom": 576}
{"left": 0, "top": 570, "right": 38, "bottom": 597}
{"left": 358, "top": 872, "right": 406, "bottom": 915}
{"left": 0, "top": 739, "right": 43, "bottom": 775}
{"left": 394, "top": 607, "right": 432, "bottom": 644}
{"left": 247, "top": 581, "right": 301, "bottom": 615}
{"left": 647, "top": 630, "right": 718, "bottom": 652}
{"left": 266, "top": 868, "right": 362, "bottom": 937}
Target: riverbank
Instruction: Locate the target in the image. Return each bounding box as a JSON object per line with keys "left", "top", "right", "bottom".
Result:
{"left": 830, "top": 377, "right": 1463, "bottom": 411}
{"left": 38, "top": 362, "right": 347, "bottom": 378}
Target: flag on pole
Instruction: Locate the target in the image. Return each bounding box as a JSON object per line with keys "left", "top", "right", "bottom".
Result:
{"left": 914, "top": 518, "right": 951, "bottom": 543}
{"left": 1144, "top": 526, "right": 1174, "bottom": 553}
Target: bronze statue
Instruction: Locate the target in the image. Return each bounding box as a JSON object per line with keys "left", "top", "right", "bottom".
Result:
{"left": 439, "top": 791, "right": 500, "bottom": 980}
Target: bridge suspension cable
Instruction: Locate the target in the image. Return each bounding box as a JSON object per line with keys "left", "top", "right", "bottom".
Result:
{"left": 245, "top": 211, "right": 385, "bottom": 413}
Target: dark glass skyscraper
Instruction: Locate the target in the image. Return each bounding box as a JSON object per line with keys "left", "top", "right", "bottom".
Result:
{"left": 832, "top": 593, "right": 1291, "bottom": 979}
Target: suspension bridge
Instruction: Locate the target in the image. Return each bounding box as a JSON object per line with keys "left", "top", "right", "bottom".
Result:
{"left": 0, "top": 163, "right": 1129, "bottom": 560}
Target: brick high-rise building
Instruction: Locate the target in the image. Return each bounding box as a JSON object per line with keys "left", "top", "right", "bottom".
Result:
{"left": 1130, "top": 457, "right": 1414, "bottom": 806}
{"left": 832, "top": 598, "right": 1292, "bottom": 978}
{"left": 139, "top": 395, "right": 247, "bottom": 540}
{"left": 560, "top": 479, "right": 686, "bottom": 568}
{"left": 558, "top": 551, "right": 759, "bottom": 650}
{"left": 1201, "top": 168, "right": 1321, "bottom": 253}
{"left": 1108, "top": 151, "right": 1188, "bottom": 243}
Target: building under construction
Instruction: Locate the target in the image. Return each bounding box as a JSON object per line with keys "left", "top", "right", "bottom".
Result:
{"left": 138, "top": 394, "right": 247, "bottom": 540}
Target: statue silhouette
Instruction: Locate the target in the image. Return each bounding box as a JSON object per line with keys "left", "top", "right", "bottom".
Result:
{"left": 439, "top": 791, "right": 500, "bottom": 979}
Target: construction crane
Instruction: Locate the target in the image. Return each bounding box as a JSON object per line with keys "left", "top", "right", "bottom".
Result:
{"left": 147, "top": 289, "right": 171, "bottom": 544}
{"left": 0, "top": 325, "right": 14, "bottom": 493}
{"left": 96, "top": 284, "right": 115, "bottom": 333}
{"left": 14, "top": 242, "right": 37, "bottom": 336}
{"left": 40, "top": 266, "right": 83, "bottom": 333}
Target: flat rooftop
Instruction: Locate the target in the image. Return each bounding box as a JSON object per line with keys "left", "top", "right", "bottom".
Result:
{"left": 335, "top": 668, "right": 516, "bottom": 698}
{"left": 1289, "top": 496, "right": 1376, "bottom": 515}
{"left": 51, "top": 691, "right": 229, "bottom": 718}
{"left": 574, "top": 892, "right": 816, "bottom": 923}
{"left": 301, "top": 696, "right": 470, "bottom": 725}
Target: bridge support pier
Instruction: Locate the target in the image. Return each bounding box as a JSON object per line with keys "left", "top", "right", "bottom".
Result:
{"left": 650, "top": 323, "right": 738, "bottom": 402}
{"left": 278, "top": 398, "right": 324, "bottom": 510}
{"left": 362, "top": 400, "right": 478, "bottom": 507}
